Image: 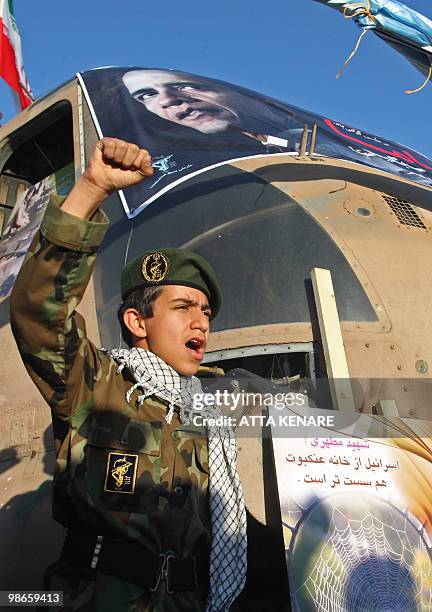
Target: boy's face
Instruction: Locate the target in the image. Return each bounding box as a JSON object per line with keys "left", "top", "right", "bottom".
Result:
{"left": 134, "top": 285, "right": 211, "bottom": 376}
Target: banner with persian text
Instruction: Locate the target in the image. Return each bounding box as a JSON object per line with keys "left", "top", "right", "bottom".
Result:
{"left": 271, "top": 409, "right": 432, "bottom": 611}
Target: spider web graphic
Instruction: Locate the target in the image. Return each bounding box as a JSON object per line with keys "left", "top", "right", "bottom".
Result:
{"left": 290, "top": 494, "right": 432, "bottom": 612}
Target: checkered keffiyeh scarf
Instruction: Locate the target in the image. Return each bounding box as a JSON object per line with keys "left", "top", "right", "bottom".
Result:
{"left": 109, "top": 347, "right": 247, "bottom": 611}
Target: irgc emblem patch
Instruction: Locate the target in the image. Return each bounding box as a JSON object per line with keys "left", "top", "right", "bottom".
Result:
{"left": 104, "top": 452, "right": 138, "bottom": 494}
{"left": 141, "top": 252, "right": 169, "bottom": 283}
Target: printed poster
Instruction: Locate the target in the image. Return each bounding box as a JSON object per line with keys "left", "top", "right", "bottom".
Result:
{"left": 80, "top": 67, "right": 432, "bottom": 218}
{"left": 270, "top": 409, "right": 432, "bottom": 611}
{"left": 0, "top": 163, "right": 74, "bottom": 302}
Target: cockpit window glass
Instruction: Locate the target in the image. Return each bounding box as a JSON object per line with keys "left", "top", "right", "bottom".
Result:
{"left": 0, "top": 102, "right": 74, "bottom": 303}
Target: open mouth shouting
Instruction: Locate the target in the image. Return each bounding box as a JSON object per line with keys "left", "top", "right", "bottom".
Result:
{"left": 185, "top": 337, "right": 206, "bottom": 361}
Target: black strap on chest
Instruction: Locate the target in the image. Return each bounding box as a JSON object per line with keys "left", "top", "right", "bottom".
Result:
{"left": 60, "top": 528, "right": 209, "bottom": 595}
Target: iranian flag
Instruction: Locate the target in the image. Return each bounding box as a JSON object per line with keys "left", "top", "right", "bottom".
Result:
{"left": 0, "top": 0, "right": 32, "bottom": 110}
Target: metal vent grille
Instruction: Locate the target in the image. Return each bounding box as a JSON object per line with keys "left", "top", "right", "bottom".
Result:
{"left": 382, "top": 194, "right": 427, "bottom": 229}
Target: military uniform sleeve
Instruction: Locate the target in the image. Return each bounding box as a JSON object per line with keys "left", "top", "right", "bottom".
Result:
{"left": 10, "top": 196, "right": 109, "bottom": 420}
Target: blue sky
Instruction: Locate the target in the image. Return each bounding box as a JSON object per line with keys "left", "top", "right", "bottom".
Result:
{"left": 1, "top": 0, "right": 431, "bottom": 157}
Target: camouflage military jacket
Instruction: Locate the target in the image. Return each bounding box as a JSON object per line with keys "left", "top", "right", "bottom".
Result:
{"left": 10, "top": 198, "right": 211, "bottom": 610}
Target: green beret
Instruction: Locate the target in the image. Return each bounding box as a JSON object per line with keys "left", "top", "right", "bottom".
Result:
{"left": 121, "top": 248, "right": 222, "bottom": 319}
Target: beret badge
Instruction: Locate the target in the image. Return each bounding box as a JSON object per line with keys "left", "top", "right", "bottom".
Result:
{"left": 141, "top": 252, "right": 169, "bottom": 283}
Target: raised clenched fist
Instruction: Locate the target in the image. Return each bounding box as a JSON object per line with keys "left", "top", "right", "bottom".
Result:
{"left": 61, "top": 138, "right": 153, "bottom": 220}
{"left": 84, "top": 138, "right": 153, "bottom": 195}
